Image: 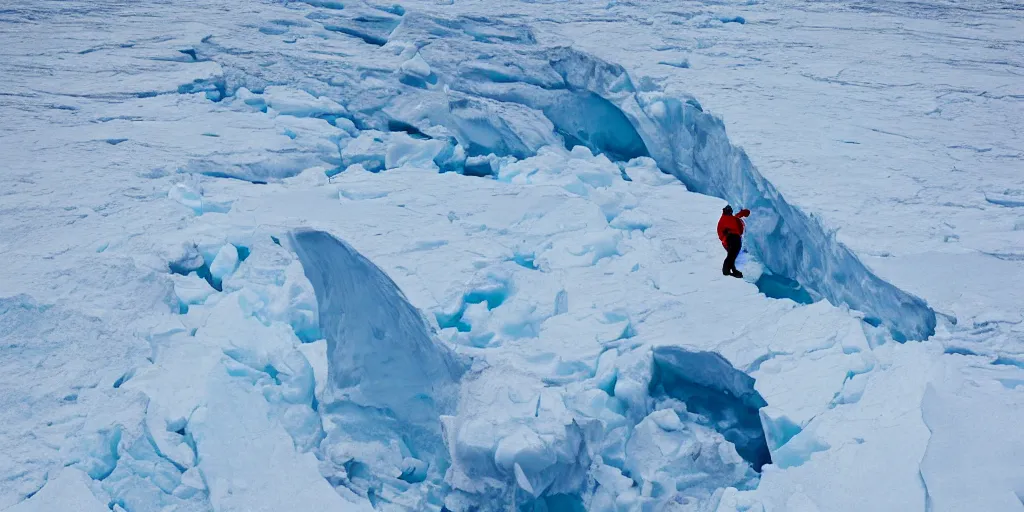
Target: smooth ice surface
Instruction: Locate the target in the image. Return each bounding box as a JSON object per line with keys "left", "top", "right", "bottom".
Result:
{"left": 918, "top": 359, "right": 1024, "bottom": 511}
{"left": 189, "top": 369, "right": 368, "bottom": 512}
{"left": 2, "top": 0, "right": 1022, "bottom": 511}
{"left": 5, "top": 469, "right": 109, "bottom": 512}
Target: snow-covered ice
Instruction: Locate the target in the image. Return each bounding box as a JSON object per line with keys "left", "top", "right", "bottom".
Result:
{"left": 5, "top": 468, "right": 110, "bottom": 512}
{"left": 1, "top": 0, "right": 1022, "bottom": 511}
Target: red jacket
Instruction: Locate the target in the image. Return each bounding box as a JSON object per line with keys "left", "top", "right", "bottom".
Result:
{"left": 717, "top": 209, "right": 750, "bottom": 248}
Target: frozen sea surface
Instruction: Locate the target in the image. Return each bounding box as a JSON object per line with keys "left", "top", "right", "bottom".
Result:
{"left": 1, "top": 0, "right": 1022, "bottom": 511}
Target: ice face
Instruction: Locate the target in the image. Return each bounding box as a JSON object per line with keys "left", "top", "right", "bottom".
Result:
{"left": 650, "top": 346, "right": 772, "bottom": 472}
{"left": 382, "top": 20, "right": 939, "bottom": 342}
{"left": 289, "top": 229, "right": 464, "bottom": 427}
{"left": 288, "top": 229, "right": 465, "bottom": 495}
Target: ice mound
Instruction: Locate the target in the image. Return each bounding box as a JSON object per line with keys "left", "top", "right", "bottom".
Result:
{"left": 340, "top": 129, "right": 464, "bottom": 173}
{"left": 85, "top": 238, "right": 359, "bottom": 511}
{"left": 617, "top": 409, "right": 755, "bottom": 508}
{"left": 168, "top": 180, "right": 232, "bottom": 216}
{"left": 189, "top": 369, "right": 365, "bottom": 512}
{"left": 259, "top": 86, "right": 348, "bottom": 118}
{"left": 440, "top": 370, "right": 591, "bottom": 510}
{"left": 170, "top": 272, "right": 217, "bottom": 311}
{"left": 439, "top": 342, "right": 764, "bottom": 511}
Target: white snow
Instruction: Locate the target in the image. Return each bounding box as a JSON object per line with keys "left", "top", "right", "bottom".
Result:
{"left": 5, "top": 469, "right": 109, "bottom": 512}
{"left": 1, "top": 0, "right": 1022, "bottom": 511}
{"left": 189, "top": 370, "right": 368, "bottom": 512}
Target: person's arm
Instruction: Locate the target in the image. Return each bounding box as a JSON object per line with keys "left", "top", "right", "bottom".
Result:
{"left": 736, "top": 209, "right": 750, "bottom": 218}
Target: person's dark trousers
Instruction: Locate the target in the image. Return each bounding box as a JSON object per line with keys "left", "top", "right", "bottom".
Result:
{"left": 722, "top": 233, "right": 742, "bottom": 276}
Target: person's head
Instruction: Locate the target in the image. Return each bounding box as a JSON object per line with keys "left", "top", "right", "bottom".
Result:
{"left": 722, "top": 205, "right": 733, "bottom": 216}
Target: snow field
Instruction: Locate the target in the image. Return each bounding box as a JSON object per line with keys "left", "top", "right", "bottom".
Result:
{"left": 1, "top": 0, "right": 1022, "bottom": 511}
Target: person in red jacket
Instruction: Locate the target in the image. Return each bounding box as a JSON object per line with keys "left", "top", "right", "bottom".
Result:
{"left": 717, "top": 205, "right": 750, "bottom": 278}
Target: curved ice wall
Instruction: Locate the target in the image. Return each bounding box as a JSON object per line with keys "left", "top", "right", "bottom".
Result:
{"left": 379, "top": 16, "right": 936, "bottom": 341}
{"left": 651, "top": 346, "right": 772, "bottom": 471}
{"left": 288, "top": 229, "right": 464, "bottom": 432}
{"left": 544, "top": 48, "right": 937, "bottom": 341}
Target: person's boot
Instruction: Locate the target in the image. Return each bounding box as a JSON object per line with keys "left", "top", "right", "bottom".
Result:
{"left": 722, "top": 268, "right": 731, "bottom": 276}
{"left": 731, "top": 269, "right": 744, "bottom": 278}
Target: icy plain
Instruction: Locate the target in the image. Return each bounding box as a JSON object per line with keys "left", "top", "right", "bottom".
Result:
{"left": 1, "top": 0, "right": 1022, "bottom": 511}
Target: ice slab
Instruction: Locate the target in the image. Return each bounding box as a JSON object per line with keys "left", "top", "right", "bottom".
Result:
{"left": 189, "top": 369, "right": 369, "bottom": 512}
{"left": 289, "top": 229, "right": 464, "bottom": 426}
{"left": 4, "top": 469, "right": 108, "bottom": 512}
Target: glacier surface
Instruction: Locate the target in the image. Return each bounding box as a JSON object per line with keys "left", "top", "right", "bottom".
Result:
{"left": 1, "top": 0, "right": 1022, "bottom": 511}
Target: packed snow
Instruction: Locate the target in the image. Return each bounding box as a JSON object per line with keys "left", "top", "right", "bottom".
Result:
{"left": 1, "top": 0, "right": 1022, "bottom": 511}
